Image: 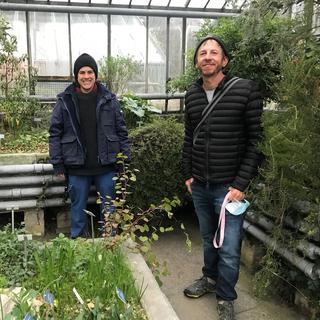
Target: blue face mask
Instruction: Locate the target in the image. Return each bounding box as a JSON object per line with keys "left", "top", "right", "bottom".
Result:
{"left": 225, "top": 199, "right": 250, "bottom": 215}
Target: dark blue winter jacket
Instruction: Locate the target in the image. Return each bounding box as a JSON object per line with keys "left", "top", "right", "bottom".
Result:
{"left": 49, "top": 82, "right": 131, "bottom": 174}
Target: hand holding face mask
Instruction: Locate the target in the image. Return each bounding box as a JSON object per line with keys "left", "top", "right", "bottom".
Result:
{"left": 225, "top": 199, "right": 250, "bottom": 215}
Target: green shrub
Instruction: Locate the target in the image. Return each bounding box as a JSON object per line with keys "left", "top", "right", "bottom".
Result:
{"left": 129, "top": 117, "right": 186, "bottom": 210}
{"left": 119, "top": 93, "right": 162, "bottom": 130}
{"left": 0, "top": 226, "right": 39, "bottom": 287}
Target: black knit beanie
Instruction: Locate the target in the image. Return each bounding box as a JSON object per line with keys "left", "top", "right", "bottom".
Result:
{"left": 193, "top": 36, "right": 231, "bottom": 66}
{"left": 73, "top": 53, "right": 98, "bottom": 81}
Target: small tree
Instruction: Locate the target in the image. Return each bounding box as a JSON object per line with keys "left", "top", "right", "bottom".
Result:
{"left": 99, "top": 55, "right": 140, "bottom": 95}
{"left": 0, "top": 14, "right": 39, "bottom": 135}
{"left": 0, "top": 14, "right": 29, "bottom": 97}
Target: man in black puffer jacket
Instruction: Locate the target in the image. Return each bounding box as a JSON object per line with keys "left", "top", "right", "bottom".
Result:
{"left": 182, "top": 36, "right": 263, "bottom": 320}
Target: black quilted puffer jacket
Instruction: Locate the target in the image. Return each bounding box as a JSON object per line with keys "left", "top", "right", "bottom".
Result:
{"left": 182, "top": 74, "right": 263, "bottom": 192}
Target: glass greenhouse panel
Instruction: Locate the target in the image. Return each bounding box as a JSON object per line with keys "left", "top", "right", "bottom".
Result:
{"left": 148, "top": 17, "right": 166, "bottom": 94}
{"left": 2, "top": 11, "right": 27, "bottom": 56}
{"left": 151, "top": 0, "right": 170, "bottom": 7}
{"left": 91, "top": 0, "right": 110, "bottom": 3}
{"left": 131, "top": 0, "right": 150, "bottom": 5}
{"left": 70, "top": 14, "right": 108, "bottom": 66}
{"left": 29, "top": 12, "right": 69, "bottom": 77}
{"left": 169, "top": 17, "right": 182, "bottom": 79}
{"left": 169, "top": 0, "right": 186, "bottom": 8}
{"left": 188, "top": 0, "right": 209, "bottom": 9}
{"left": 206, "top": 0, "right": 227, "bottom": 9}
{"left": 111, "top": 15, "right": 146, "bottom": 93}
{"left": 186, "top": 18, "right": 205, "bottom": 51}
{"left": 111, "top": 0, "right": 130, "bottom": 5}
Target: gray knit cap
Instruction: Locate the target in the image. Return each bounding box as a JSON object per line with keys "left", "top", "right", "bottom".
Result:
{"left": 193, "top": 36, "right": 231, "bottom": 66}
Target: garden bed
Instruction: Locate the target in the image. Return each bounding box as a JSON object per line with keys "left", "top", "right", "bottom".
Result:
{"left": 0, "top": 230, "right": 147, "bottom": 320}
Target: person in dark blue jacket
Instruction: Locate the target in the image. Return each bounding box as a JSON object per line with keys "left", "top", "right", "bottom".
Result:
{"left": 49, "top": 53, "right": 131, "bottom": 239}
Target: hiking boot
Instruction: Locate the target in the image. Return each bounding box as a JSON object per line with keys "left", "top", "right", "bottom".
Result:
{"left": 217, "top": 299, "right": 235, "bottom": 320}
{"left": 183, "top": 276, "right": 216, "bottom": 298}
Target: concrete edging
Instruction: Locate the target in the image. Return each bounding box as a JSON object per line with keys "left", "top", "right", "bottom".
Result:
{"left": 122, "top": 240, "right": 180, "bottom": 320}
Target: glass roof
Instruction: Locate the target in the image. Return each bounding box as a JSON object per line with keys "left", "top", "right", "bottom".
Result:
{"left": 25, "top": 0, "right": 249, "bottom": 12}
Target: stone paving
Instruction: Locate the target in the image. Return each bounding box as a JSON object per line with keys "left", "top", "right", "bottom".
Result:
{"left": 152, "top": 213, "right": 307, "bottom": 320}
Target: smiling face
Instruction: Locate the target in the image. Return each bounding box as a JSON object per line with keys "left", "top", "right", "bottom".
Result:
{"left": 195, "top": 39, "right": 229, "bottom": 78}
{"left": 77, "top": 66, "right": 96, "bottom": 93}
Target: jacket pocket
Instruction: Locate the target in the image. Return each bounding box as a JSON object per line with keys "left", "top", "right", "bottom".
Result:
{"left": 107, "top": 135, "right": 120, "bottom": 155}
{"left": 103, "top": 122, "right": 116, "bottom": 136}
{"left": 61, "top": 135, "right": 79, "bottom": 163}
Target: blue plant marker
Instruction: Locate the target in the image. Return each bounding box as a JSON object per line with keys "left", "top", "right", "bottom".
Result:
{"left": 43, "top": 290, "right": 54, "bottom": 304}
{"left": 23, "top": 313, "right": 33, "bottom": 320}
{"left": 116, "top": 287, "right": 127, "bottom": 304}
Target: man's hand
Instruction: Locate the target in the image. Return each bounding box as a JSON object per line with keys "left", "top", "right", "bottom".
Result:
{"left": 57, "top": 173, "right": 66, "bottom": 180}
{"left": 185, "top": 178, "right": 194, "bottom": 194}
{"left": 228, "top": 187, "right": 245, "bottom": 201}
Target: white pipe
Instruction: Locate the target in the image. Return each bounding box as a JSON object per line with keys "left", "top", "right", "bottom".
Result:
{"left": 246, "top": 211, "right": 274, "bottom": 231}
{"left": 0, "top": 175, "right": 61, "bottom": 187}
{"left": 296, "top": 240, "right": 320, "bottom": 260}
{"left": 243, "top": 220, "right": 320, "bottom": 280}
{"left": 0, "top": 164, "right": 53, "bottom": 175}
{"left": 246, "top": 211, "right": 320, "bottom": 260}
{"left": 0, "top": 186, "right": 65, "bottom": 199}
{"left": 0, "top": 196, "right": 97, "bottom": 210}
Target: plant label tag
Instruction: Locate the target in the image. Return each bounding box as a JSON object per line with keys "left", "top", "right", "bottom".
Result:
{"left": 116, "top": 287, "right": 127, "bottom": 304}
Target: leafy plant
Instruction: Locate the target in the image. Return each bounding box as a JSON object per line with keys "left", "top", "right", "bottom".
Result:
{"left": 95, "top": 153, "right": 191, "bottom": 284}
{"left": 99, "top": 55, "right": 140, "bottom": 95}
{"left": 0, "top": 129, "right": 49, "bottom": 153}
{"left": 119, "top": 93, "right": 161, "bottom": 129}
{"left": 8, "top": 234, "right": 147, "bottom": 320}
{"left": 0, "top": 14, "right": 39, "bottom": 135}
{"left": 0, "top": 14, "right": 28, "bottom": 98}
{"left": 0, "top": 226, "right": 39, "bottom": 287}
{"left": 129, "top": 117, "right": 186, "bottom": 210}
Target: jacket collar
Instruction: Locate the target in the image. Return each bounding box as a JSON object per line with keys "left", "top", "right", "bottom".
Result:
{"left": 195, "top": 72, "right": 234, "bottom": 92}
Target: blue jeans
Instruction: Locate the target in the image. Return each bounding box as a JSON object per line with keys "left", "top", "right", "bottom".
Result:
{"left": 68, "top": 171, "right": 116, "bottom": 238}
{"left": 191, "top": 181, "right": 245, "bottom": 301}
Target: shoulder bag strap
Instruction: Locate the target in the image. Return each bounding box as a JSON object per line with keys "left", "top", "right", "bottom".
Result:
{"left": 193, "top": 77, "right": 242, "bottom": 145}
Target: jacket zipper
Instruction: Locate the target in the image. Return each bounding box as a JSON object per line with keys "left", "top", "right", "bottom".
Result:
{"left": 60, "top": 96, "right": 85, "bottom": 157}
{"left": 205, "top": 119, "right": 210, "bottom": 182}
{"left": 96, "top": 96, "right": 109, "bottom": 164}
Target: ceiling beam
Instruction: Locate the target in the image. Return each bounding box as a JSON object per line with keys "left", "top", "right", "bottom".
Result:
{"left": 0, "top": 3, "right": 240, "bottom": 18}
